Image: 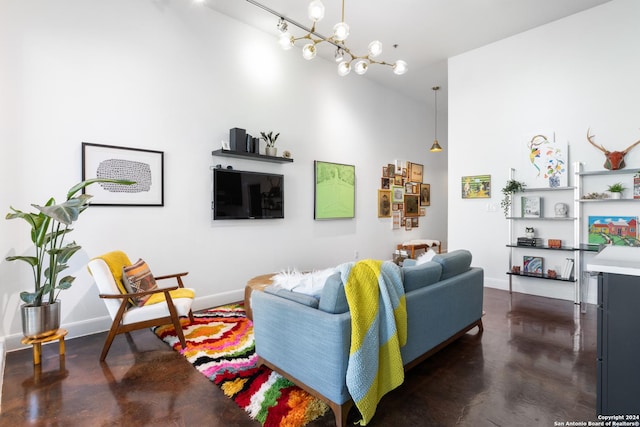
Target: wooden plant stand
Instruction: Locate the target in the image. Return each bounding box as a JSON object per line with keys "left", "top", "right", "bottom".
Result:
{"left": 21, "top": 328, "right": 68, "bottom": 365}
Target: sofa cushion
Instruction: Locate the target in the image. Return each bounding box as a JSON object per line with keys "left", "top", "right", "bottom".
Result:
{"left": 318, "top": 272, "right": 349, "bottom": 314}
{"left": 122, "top": 258, "right": 157, "bottom": 306}
{"left": 402, "top": 261, "right": 443, "bottom": 293}
{"left": 264, "top": 286, "right": 319, "bottom": 309}
{"left": 432, "top": 249, "right": 472, "bottom": 280}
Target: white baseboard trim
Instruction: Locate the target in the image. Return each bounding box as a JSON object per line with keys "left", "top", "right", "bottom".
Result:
{"left": 1, "top": 290, "right": 245, "bottom": 353}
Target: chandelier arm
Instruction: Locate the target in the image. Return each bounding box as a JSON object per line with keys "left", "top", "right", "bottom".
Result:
{"left": 246, "top": 0, "right": 345, "bottom": 50}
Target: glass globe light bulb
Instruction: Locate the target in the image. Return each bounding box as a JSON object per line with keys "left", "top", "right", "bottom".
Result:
{"left": 393, "top": 60, "right": 408, "bottom": 75}
{"left": 302, "top": 43, "right": 317, "bottom": 60}
{"left": 334, "top": 47, "right": 345, "bottom": 63}
{"left": 308, "top": 0, "right": 325, "bottom": 22}
{"left": 278, "top": 33, "right": 294, "bottom": 50}
{"left": 337, "top": 61, "right": 351, "bottom": 76}
{"left": 354, "top": 59, "right": 368, "bottom": 75}
{"left": 368, "top": 40, "right": 382, "bottom": 58}
{"left": 333, "top": 22, "right": 349, "bottom": 42}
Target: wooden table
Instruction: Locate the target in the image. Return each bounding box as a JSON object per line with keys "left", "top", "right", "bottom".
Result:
{"left": 21, "top": 328, "right": 68, "bottom": 365}
{"left": 244, "top": 273, "right": 276, "bottom": 321}
{"left": 397, "top": 240, "right": 442, "bottom": 259}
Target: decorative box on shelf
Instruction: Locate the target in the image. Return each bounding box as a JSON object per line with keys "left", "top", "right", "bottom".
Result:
{"left": 547, "top": 239, "right": 562, "bottom": 248}
{"left": 517, "top": 237, "right": 543, "bottom": 247}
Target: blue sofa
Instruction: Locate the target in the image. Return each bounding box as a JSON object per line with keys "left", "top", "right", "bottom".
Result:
{"left": 251, "top": 249, "right": 484, "bottom": 427}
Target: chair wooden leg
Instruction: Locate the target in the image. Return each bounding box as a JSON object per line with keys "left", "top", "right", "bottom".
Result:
{"left": 164, "top": 291, "right": 187, "bottom": 349}
{"left": 100, "top": 299, "right": 129, "bottom": 361}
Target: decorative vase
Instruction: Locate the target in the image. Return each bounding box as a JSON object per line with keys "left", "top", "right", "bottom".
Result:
{"left": 549, "top": 175, "right": 560, "bottom": 188}
{"left": 21, "top": 300, "right": 60, "bottom": 339}
{"left": 265, "top": 146, "right": 277, "bottom": 157}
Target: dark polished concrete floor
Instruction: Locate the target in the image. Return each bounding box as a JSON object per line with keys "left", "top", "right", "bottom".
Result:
{"left": 1, "top": 288, "right": 598, "bottom": 426}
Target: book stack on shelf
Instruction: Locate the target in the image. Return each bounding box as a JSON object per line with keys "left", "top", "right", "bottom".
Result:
{"left": 517, "top": 237, "right": 543, "bottom": 247}
{"left": 561, "top": 258, "right": 575, "bottom": 280}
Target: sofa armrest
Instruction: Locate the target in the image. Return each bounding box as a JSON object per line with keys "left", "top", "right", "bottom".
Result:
{"left": 251, "top": 290, "right": 352, "bottom": 405}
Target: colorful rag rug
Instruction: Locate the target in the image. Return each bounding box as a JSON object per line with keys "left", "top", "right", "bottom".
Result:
{"left": 152, "top": 303, "right": 328, "bottom": 427}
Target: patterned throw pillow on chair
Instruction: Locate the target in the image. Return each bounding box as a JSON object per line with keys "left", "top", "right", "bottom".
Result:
{"left": 122, "top": 259, "right": 158, "bottom": 306}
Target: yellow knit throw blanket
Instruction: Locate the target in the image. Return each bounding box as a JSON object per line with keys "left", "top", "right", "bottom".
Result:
{"left": 339, "top": 259, "right": 407, "bottom": 425}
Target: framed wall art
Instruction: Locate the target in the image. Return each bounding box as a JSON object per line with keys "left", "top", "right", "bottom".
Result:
{"left": 588, "top": 216, "right": 638, "bottom": 246}
{"left": 314, "top": 160, "right": 355, "bottom": 219}
{"left": 408, "top": 162, "right": 424, "bottom": 183}
{"left": 391, "top": 185, "right": 404, "bottom": 203}
{"left": 82, "top": 142, "right": 164, "bottom": 206}
{"left": 420, "top": 184, "right": 430, "bottom": 206}
{"left": 378, "top": 189, "right": 391, "bottom": 218}
{"left": 461, "top": 175, "right": 491, "bottom": 199}
{"left": 404, "top": 194, "right": 419, "bottom": 217}
{"left": 521, "top": 196, "right": 542, "bottom": 218}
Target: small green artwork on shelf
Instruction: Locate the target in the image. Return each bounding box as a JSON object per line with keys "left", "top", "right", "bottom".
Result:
{"left": 521, "top": 196, "right": 542, "bottom": 218}
{"left": 588, "top": 216, "right": 639, "bottom": 246}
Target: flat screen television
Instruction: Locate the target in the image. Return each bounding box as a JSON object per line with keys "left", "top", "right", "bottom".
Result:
{"left": 213, "top": 168, "right": 284, "bottom": 219}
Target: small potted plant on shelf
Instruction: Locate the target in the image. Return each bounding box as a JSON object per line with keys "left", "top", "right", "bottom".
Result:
{"left": 6, "top": 178, "right": 133, "bottom": 338}
{"left": 501, "top": 179, "right": 526, "bottom": 217}
{"left": 606, "top": 182, "right": 626, "bottom": 199}
{"left": 260, "top": 131, "right": 280, "bottom": 157}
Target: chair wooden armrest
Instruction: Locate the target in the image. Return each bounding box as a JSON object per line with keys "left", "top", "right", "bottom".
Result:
{"left": 99, "top": 285, "right": 180, "bottom": 299}
{"left": 154, "top": 272, "right": 189, "bottom": 288}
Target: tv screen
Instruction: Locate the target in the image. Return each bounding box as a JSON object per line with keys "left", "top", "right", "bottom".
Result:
{"left": 213, "top": 169, "right": 284, "bottom": 219}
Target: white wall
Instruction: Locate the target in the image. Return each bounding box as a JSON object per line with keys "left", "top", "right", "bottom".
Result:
{"left": 448, "top": 0, "right": 640, "bottom": 304}
{"left": 0, "top": 0, "right": 447, "bottom": 349}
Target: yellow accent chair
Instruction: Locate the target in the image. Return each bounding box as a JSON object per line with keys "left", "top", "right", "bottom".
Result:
{"left": 88, "top": 250, "right": 195, "bottom": 361}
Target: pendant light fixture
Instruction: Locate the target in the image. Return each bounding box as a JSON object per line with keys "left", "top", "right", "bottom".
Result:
{"left": 430, "top": 86, "right": 443, "bottom": 152}
{"left": 246, "top": 0, "right": 407, "bottom": 77}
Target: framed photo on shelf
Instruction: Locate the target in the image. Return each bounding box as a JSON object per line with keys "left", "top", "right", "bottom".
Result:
{"left": 521, "top": 196, "right": 542, "bottom": 218}
{"left": 522, "top": 256, "right": 543, "bottom": 275}
{"left": 81, "top": 142, "right": 164, "bottom": 206}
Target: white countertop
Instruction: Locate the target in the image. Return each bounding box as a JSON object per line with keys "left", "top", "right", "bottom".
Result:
{"left": 586, "top": 246, "right": 640, "bottom": 276}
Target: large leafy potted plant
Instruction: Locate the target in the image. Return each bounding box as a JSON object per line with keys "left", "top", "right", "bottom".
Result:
{"left": 6, "top": 178, "right": 133, "bottom": 338}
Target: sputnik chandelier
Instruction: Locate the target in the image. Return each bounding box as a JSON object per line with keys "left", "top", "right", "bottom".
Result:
{"left": 246, "top": 0, "right": 408, "bottom": 77}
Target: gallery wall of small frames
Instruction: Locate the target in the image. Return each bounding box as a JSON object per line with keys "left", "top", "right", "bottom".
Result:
{"left": 378, "top": 161, "right": 430, "bottom": 230}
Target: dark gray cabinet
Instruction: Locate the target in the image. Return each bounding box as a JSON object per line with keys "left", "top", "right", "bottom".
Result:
{"left": 597, "top": 272, "right": 640, "bottom": 415}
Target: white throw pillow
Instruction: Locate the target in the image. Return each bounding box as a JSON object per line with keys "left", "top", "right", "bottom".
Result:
{"left": 415, "top": 249, "right": 437, "bottom": 265}
{"left": 271, "top": 267, "right": 335, "bottom": 299}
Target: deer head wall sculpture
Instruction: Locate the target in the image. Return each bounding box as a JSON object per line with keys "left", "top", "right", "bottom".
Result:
{"left": 586, "top": 129, "right": 640, "bottom": 170}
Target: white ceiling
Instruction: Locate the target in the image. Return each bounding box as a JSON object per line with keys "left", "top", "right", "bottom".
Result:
{"left": 204, "top": 0, "right": 613, "bottom": 106}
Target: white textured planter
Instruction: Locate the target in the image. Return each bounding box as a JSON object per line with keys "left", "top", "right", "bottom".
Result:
{"left": 610, "top": 192, "right": 622, "bottom": 199}
{"left": 265, "top": 147, "right": 277, "bottom": 157}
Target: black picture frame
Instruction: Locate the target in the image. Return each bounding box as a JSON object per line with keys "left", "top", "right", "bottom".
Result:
{"left": 82, "top": 142, "right": 164, "bottom": 206}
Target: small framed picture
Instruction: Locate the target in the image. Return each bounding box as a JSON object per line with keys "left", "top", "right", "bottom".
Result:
{"left": 392, "top": 203, "right": 400, "bottom": 211}
{"left": 402, "top": 168, "right": 407, "bottom": 178}
{"left": 420, "top": 207, "right": 426, "bottom": 216}
{"left": 405, "top": 182, "right": 413, "bottom": 194}
{"left": 381, "top": 177, "right": 390, "bottom": 189}
{"left": 394, "top": 175, "right": 404, "bottom": 185}
{"left": 392, "top": 211, "right": 401, "bottom": 229}
{"left": 391, "top": 185, "right": 404, "bottom": 203}
{"left": 382, "top": 166, "right": 389, "bottom": 177}
{"left": 378, "top": 189, "right": 392, "bottom": 218}
{"left": 408, "top": 162, "right": 424, "bottom": 183}
{"left": 405, "top": 220, "right": 412, "bottom": 230}
{"left": 523, "top": 256, "right": 543, "bottom": 275}
{"left": 420, "top": 183, "right": 431, "bottom": 206}
{"left": 404, "top": 194, "right": 420, "bottom": 217}
{"left": 388, "top": 164, "right": 396, "bottom": 176}
{"left": 521, "top": 196, "right": 542, "bottom": 218}
{"left": 411, "top": 217, "right": 418, "bottom": 227}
